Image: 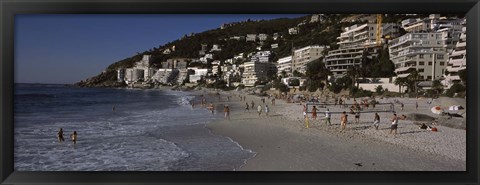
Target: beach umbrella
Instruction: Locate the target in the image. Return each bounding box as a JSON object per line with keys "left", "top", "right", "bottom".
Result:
{"left": 431, "top": 106, "right": 443, "bottom": 114}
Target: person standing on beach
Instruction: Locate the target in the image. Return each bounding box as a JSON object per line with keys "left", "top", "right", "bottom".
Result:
{"left": 57, "top": 128, "right": 65, "bottom": 143}
{"left": 324, "top": 109, "right": 331, "bottom": 125}
{"left": 257, "top": 105, "right": 262, "bottom": 117}
{"left": 341, "top": 111, "right": 348, "bottom": 130}
{"left": 355, "top": 110, "right": 360, "bottom": 124}
{"left": 209, "top": 103, "right": 215, "bottom": 115}
{"left": 389, "top": 113, "right": 406, "bottom": 135}
{"left": 401, "top": 103, "right": 404, "bottom": 111}
{"left": 303, "top": 104, "right": 307, "bottom": 119}
{"left": 265, "top": 105, "right": 270, "bottom": 117}
{"left": 311, "top": 106, "right": 318, "bottom": 120}
{"left": 415, "top": 101, "right": 418, "bottom": 110}
{"left": 339, "top": 98, "right": 343, "bottom": 107}
{"left": 373, "top": 113, "right": 380, "bottom": 130}
{"left": 245, "top": 102, "right": 250, "bottom": 112}
{"left": 71, "top": 131, "right": 77, "bottom": 145}
{"left": 251, "top": 101, "right": 255, "bottom": 109}
{"left": 224, "top": 105, "right": 230, "bottom": 120}
{"left": 271, "top": 98, "right": 275, "bottom": 106}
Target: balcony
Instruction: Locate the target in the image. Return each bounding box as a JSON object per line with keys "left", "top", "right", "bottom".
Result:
{"left": 456, "top": 41, "right": 466, "bottom": 48}
{"left": 450, "top": 50, "right": 466, "bottom": 57}
{"left": 448, "top": 58, "right": 465, "bottom": 66}
{"left": 396, "top": 73, "right": 410, "bottom": 78}
{"left": 394, "top": 66, "right": 415, "bottom": 73}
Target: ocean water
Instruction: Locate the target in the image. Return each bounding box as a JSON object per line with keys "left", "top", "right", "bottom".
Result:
{"left": 14, "top": 84, "right": 254, "bottom": 171}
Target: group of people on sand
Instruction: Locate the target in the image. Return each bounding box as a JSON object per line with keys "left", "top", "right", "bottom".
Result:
{"left": 303, "top": 102, "right": 407, "bottom": 135}
{"left": 57, "top": 128, "right": 77, "bottom": 144}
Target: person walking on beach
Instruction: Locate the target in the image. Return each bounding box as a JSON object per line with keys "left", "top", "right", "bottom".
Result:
{"left": 373, "top": 113, "right": 380, "bottom": 130}
{"left": 224, "top": 105, "right": 230, "bottom": 120}
{"left": 401, "top": 103, "right": 404, "bottom": 111}
{"left": 265, "top": 105, "right": 270, "bottom": 117}
{"left": 57, "top": 128, "right": 65, "bottom": 143}
{"left": 341, "top": 111, "right": 348, "bottom": 130}
{"left": 339, "top": 98, "right": 343, "bottom": 108}
{"left": 324, "top": 109, "right": 331, "bottom": 125}
{"left": 389, "top": 113, "right": 406, "bottom": 135}
{"left": 245, "top": 102, "right": 250, "bottom": 112}
{"left": 257, "top": 105, "right": 262, "bottom": 117}
{"left": 70, "top": 131, "right": 77, "bottom": 145}
{"left": 311, "top": 105, "right": 318, "bottom": 120}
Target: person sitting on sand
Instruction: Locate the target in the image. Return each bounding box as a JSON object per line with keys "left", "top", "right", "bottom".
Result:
{"left": 373, "top": 113, "right": 380, "bottom": 130}
{"left": 311, "top": 106, "right": 318, "bottom": 120}
{"left": 57, "top": 128, "right": 65, "bottom": 143}
{"left": 341, "top": 111, "right": 348, "bottom": 130}
{"left": 257, "top": 105, "right": 262, "bottom": 117}
{"left": 71, "top": 131, "right": 77, "bottom": 145}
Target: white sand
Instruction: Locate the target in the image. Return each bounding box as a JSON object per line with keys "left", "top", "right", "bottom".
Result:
{"left": 203, "top": 90, "right": 466, "bottom": 171}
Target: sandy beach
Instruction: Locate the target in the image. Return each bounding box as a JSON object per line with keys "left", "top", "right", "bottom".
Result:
{"left": 198, "top": 89, "right": 466, "bottom": 171}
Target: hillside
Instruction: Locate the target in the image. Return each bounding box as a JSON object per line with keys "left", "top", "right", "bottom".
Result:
{"left": 74, "top": 14, "right": 419, "bottom": 87}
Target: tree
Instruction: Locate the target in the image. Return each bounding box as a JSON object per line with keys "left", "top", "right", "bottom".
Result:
{"left": 346, "top": 67, "right": 359, "bottom": 89}
{"left": 431, "top": 80, "right": 444, "bottom": 98}
{"left": 458, "top": 69, "right": 467, "bottom": 85}
{"left": 394, "top": 77, "right": 408, "bottom": 94}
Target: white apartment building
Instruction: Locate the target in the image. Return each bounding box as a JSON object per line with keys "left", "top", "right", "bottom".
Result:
{"left": 246, "top": 34, "right": 257, "bottom": 42}
{"left": 325, "top": 23, "right": 400, "bottom": 77}
{"left": 251, "top": 51, "right": 271, "bottom": 63}
{"left": 292, "top": 45, "right": 328, "bottom": 74}
{"left": 241, "top": 61, "right": 269, "bottom": 87}
{"left": 443, "top": 26, "right": 466, "bottom": 88}
{"left": 288, "top": 27, "right": 299, "bottom": 35}
{"left": 388, "top": 33, "right": 447, "bottom": 80}
{"left": 188, "top": 68, "right": 208, "bottom": 83}
{"left": 123, "top": 55, "right": 157, "bottom": 84}
{"left": 276, "top": 56, "right": 292, "bottom": 77}
{"left": 258, "top": 34, "right": 268, "bottom": 41}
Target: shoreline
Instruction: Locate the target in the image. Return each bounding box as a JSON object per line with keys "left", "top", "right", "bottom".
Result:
{"left": 203, "top": 90, "right": 466, "bottom": 171}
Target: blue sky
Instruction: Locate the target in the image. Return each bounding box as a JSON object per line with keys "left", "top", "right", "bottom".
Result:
{"left": 15, "top": 14, "right": 306, "bottom": 84}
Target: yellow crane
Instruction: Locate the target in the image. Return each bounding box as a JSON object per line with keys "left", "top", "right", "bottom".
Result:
{"left": 376, "top": 14, "right": 383, "bottom": 47}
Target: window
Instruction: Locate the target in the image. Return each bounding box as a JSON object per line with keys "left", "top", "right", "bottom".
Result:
{"left": 427, "top": 76, "right": 432, "bottom": 80}
{"left": 419, "top": 62, "right": 425, "bottom": 65}
{"left": 428, "top": 62, "right": 432, "bottom": 65}
{"left": 440, "top": 62, "right": 445, "bottom": 66}
{"left": 419, "top": 54, "right": 424, "bottom": 59}
{"left": 419, "top": 69, "right": 425, "bottom": 72}
{"left": 437, "top": 54, "right": 444, "bottom": 59}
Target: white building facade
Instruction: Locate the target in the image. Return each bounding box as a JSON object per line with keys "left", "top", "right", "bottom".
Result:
{"left": 388, "top": 33, "right": 448, "bottom": 80}
{"left": 292, "top": 45, "right": 328, "bottom": 74}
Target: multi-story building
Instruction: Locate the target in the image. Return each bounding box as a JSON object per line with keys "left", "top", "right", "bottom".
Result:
{"left": 288, "top": 27, "right": 299, "bottom": 35}
{"left": 388, "top": 33, "right": 447, "bottom": 81}
{"left": 251, "top": 51, "right": 271, "bottom": 63}
{"left": 443, "top": 26, "right": 466, "bottom": 88}
{"left": 241, "top": 61, "right": 269, "bottom": 87}
{"left": 123, "top": 55, "right": 157, "bottom": 84}
{"left": 292, "top": 45, "right": 328, "bottom": 74}
{"left": 276, "top": 56, "right": 292, "bottom": 77}
{"left": 325, "top": 23, "right": 400, "bottom": 77}
{"left": 246, "top": 34, "right": 257, "bottom": 42}
{"left": 258, "top": 34, "right": 268, "bottom": 41}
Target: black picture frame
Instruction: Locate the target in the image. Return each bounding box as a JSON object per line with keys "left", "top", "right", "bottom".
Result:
{"left": 1, "top": 0, "right": 479, "bottom": 184}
